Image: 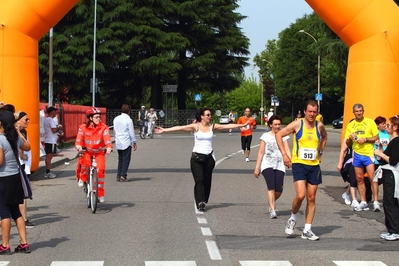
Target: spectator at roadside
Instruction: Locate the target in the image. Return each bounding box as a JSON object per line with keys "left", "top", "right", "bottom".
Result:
{"left": 43, "top": 106, "right": 61, "bottom": 178}
{"left": 374, "top": 116, "right": 399, "bottom": 241}
{"left": 0, "top": 110, "right": 31, "bottom": 254}
{"left": 15, "top": 111, "right": 35, "bottom": 228}
{"left": 113, "top": 104, "right": 137, "bottom": 182}
{"left": 228, "top": 110, "right": 235, "bottom": 136}
{"left": 345, "top": 103, "right": 380, "bottom": 211}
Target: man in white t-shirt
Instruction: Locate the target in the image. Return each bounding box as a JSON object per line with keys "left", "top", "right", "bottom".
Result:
{"left": 43, "top": 106, "right": 61, "bottom": 178}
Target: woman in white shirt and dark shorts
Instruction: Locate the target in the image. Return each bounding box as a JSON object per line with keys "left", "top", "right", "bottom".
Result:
{"left": 254, "top": 115, "right": 291, "bottom": 219}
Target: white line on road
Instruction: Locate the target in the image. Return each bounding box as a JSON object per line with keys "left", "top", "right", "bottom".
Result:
{"left": 50, "top": 262, "right": 104, "bottom": 266}
{"left": 205, "top": 240, "right": 222, "bottom": 260}
{"left": 0, "top": 262, "right": 9, "bottom": 266}
{"left": 201, "top": 227, "right": 212, "bottom": 236}
{"left": 215, "top": 145, "right": 259, "bottom": 167}
{"left": 145, "top": 262, "right": 197, "bottom": 266}
{"left": 240, "top": 261, "right": 293, "bottom": 266}
{"left": 197, "top": 217, "right": 207, "bottom": 224}
{"left": 333, "top": 262, "right": 387, "bottom": 266}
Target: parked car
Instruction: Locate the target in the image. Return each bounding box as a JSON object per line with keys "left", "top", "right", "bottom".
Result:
{"left": 332, "top": 116, "right": 343, "bottom": 128}
{"left": 219, "top": 115, "right": 230, "bottom": 124}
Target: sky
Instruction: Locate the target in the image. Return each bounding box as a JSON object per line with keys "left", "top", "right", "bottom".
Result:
{"left": 236, "top": 1, "right": 313, "bottom": 79}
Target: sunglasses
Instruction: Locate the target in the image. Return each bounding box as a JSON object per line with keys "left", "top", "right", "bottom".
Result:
{"left": 25, "top": 118, "right": 30, "bottom": 122}
{"left": 93, "top": 116, "right": 101, "bottom": 119}
{"left": 203, "top": 114, "right": 212, "bottom": 117}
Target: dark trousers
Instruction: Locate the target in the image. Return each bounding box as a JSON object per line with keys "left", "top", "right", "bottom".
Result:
{"left": 241, "top": 135, "right": 252, "bottom": 151}
{"left": 117, "top": 146, "right": 132, "bottom": 177}
{"left": 190, "top": 156, "right": 215, "bottom": 206}
{"left": 383, "top": 171, "right": 399, "bottom": 234}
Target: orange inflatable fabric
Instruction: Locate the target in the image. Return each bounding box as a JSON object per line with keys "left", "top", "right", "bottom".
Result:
{"left": 306, "top": 0, "right": 399, "bottom": 135}
{"left": 0, "top": 0, "right": 79, "bottom": 171}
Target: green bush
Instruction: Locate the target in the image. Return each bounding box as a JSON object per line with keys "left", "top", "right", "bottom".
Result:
{"left": 282, "top": 116, "right": 292, "bottom": 125}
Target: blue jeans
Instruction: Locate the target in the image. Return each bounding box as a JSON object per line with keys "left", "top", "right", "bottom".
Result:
{"left": 117, "top": 146, "right": 132, "bottom": 178}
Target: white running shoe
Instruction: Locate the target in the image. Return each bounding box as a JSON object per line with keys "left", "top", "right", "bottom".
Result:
{"left": 354, "top": 201, "right": 369, "bottom": 211}
{"left": 245, "top": 158, "right": 249, "bottom": 162}
{"left": 285, "top": 219, "right": 296, "bottom": 235}
{"left": 373, "top": 201, "right": 381, "bottom": 212}
{"left": 384, "top": 233, "right": 399, "bottom": 241}
{"left": 351, "top": 200, "right": 360, "bottom": 208}
{"left": 270, "top": 210, "right": 277, "bottom": 219}
{"left": 99, "top": 197, "right": 105, "bottom": 203}
{"left": 78, "top": 179, "right": 84, "bottom": 188}
{"left": 301, "top": 230, "right": 320, "bottom": 241}
{"left": 342, "top": 192, "right": 351, "bottom": 205}
{"left": 44, "top": 172, "right": 56, "bottom": 179}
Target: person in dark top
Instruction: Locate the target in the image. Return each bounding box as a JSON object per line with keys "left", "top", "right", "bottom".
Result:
{"left": 374, "top": 115, "right": 399, "bottom": 241}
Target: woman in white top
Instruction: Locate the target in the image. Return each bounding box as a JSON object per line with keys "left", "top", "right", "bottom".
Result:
{"left": 146, "top": 108, "right": 158, "bottom": 136}
{"left": 155, "top": 108, "right": 249, "bottom": 211}
{"left": 254, "top": 115, "right": 291, "bottom": 219}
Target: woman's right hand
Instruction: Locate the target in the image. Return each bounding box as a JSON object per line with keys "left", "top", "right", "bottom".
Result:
{"left": 254, "top": 168, "right": 260, "bottom": 178}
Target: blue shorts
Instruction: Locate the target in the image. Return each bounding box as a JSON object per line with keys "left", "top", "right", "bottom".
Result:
{"left": 292, "top": 164, "right": 322, "bottom": 185}
{"left": 352, "top": 152, "right": 374, "bottom": 168}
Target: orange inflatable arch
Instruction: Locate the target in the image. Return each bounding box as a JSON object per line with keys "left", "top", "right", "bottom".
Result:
{"left": 0, "top": 0, "right": 79, "bottom": 171}
{"left": 1, "top": 0, "right": 398, "bottom": 170}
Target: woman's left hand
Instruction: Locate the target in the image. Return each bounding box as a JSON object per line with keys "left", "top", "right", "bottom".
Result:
{"left": 154, "top": 127, "right": 164, "bottom": 134}
{"left": 254, "top": 169, "right": 260, "bottom": 178}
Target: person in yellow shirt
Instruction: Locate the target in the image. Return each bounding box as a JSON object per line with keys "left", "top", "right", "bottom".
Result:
{"left": 345, "top": 103, "right": 380, "bottom": 212}
{"left": 276, "top": 100, "right": 327, "bottom": 241}
{"left": 315, "top": 112, "right": 323, "bottom": 123}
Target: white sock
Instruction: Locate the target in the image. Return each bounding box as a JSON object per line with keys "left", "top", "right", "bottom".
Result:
{"left": 304, "top": 223, "right": 311, "bottom": 232}
{"left": 290, "top": 213, "right": 297, "bottom": 221}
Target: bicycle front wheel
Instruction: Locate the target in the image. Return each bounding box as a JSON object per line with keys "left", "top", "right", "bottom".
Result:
{"left": 90, "top": 168, "right": 98, "bottom": 213}
{"left": 140, "top": 128, "right": 146, "bottom": 139}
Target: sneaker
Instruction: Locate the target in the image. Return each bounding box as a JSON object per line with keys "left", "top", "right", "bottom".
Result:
{"left": 380, "top": 232, "right": 391, "bottom": 239}
{"left": 270, "top": 210, "right": 277, "bottom": 219}
{"left": 285, "top": 219, "right": 296, "bottom": 235}
{"left": 120, "top": 176, "right": 130, "bottom": 182}
{"left": 198, "top": 202, "right": 206, "bottom": 211}
{"left": 301, "top": 230, "right": 320, "bottom": 241}
{"left": 99, "top": 197, "right": 105, "bottom": 203}
{"left": 342, "top": 192, "right": 351, "bottom": 205}
{"left": 268, "top": 206, "right": 278, "bottom": 213}
{"left": 354, "top": 201, "right": 369, "bottom": 211}
{"left": 44, "top": 172, "right": 56, "bottom": 179}
{"left": 25, "top": 220, "right": 35, "bottom": 229}
{"left": 229, "top": 133, "right": 232, "bottom": 136}
{"left": 116, "top": 175, "right": 120, "bottom": 182}
{"left": 384, "top": 233, "right": 399, "bottom": 241}
{"left": 373, "top": 201, "right": 381, "bottom": 212}
{"left": 14, "top": 243, "right": 30, "bottom": 253}
{"left": 245, "top": 158, "right": 249, "bottom": 162}
{"left": 78, "top": 179, "right": 84, "bottom": 188}
{"left": 351, "top": 200, "right": 360, "bottom": 208}
{"left": 0, "top": 245, "right": 11, "bottom": 255}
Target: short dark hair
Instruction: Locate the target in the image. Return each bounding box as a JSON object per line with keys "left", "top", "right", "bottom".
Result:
{"left": 121, "top": 104, "right": 131, "bottom": 114}
{"left": 374, "top": 116, "right": 386, "bottom": 125}
{"left": 267, "top": 115, "right": 282, "bottom": 127}
{"left": 304, "top": 100, "right": 317, "bottom": 111}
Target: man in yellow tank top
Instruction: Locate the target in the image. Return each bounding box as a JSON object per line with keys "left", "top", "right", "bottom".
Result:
{"left": 345, "top": 103, "right": 379, "bottom": 212}
{"left": 276, "top": 100, "right": 328, "bottom": 241}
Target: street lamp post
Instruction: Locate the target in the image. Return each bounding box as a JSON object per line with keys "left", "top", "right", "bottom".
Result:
{"left": 92, "top": 0, "right": 98, "bottom": 107}
{"left": 299, "top": 30, "right": 320, "bottom": 113}
{"left": 262, "top": 59, "right": 277, "bottom": 114}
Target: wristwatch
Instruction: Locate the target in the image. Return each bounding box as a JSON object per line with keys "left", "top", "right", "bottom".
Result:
{"left": 318, "top": 150, "right": 323, "bottom": 155}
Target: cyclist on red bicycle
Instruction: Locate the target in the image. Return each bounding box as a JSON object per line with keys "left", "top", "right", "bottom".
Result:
{"left": 75, "top": 107, "right": 112, "bottom": 203}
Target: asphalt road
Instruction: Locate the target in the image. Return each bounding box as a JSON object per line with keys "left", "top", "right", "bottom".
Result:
{"left": 7, "top": 126, "right": 398, "bottom": 266}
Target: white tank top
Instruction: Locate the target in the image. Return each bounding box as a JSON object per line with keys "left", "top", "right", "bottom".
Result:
{"left": 193, "top": 124, "right": 213, "bottom": 154}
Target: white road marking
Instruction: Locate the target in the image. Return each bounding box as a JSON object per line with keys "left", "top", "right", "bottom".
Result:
{"left": 197, "top": 217, "right": 207, "bottom": 224}
{"left": 50, "top": 262, "right": 104, "bottom": 266}
{"left": 205, "top": 240, "right": 222, "bottom": 260}
{"left": 201, "top": 227, "right": 212, "bottom": 236}
{"left": 333, "top": 262, "right": 388, "bottom": 266}
{"left": 145, "top": 262, "right": 197, "bottom": 266}
{"left": 240, "top": 261, "right": 293, "bottom": 266}
{"left": 0, "top": 262, "right": 10, "bottom": 266}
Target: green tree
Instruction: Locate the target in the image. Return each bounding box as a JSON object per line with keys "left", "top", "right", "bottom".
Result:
{"left": 39, "top": 0, "right": 249, "bottom": 109}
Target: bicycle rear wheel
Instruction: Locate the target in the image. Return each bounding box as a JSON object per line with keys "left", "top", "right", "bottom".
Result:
{"left": 90, "top": 168, "right": 98, "bottom": 213}
{"left": 140, "top": 127, "right": 146, "bottom": 139}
